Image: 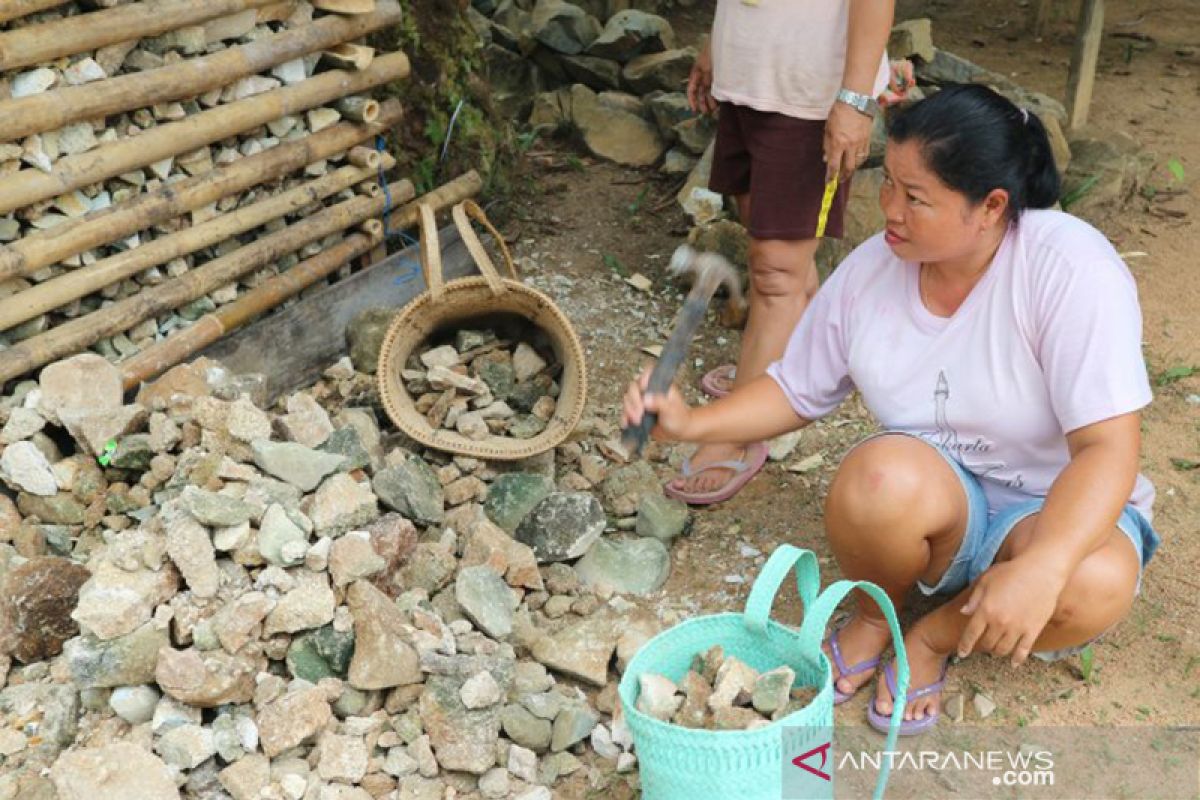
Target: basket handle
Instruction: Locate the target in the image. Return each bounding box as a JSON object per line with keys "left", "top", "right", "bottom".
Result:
{"left": 452, "top": 199, "right": 517, "bottom": 297}
{"left": 742, "top": 544, "right": 820, "bottom": 637}
{"left": 418, "top": 203, "right": 445, "bottom": 303}
{"left": 797, "top": 579, "right": 910, "bottom": 800}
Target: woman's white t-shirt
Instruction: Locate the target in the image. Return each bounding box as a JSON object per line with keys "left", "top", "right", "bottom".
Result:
{"left": 710, "top": 0, "right": 890, "bottom": 120}
{"left": 766, "top": 210, "right": 1156, "bottom": 519}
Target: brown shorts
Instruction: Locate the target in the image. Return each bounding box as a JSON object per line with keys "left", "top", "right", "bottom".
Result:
{"left": 709, "top": 101, "right": 852, "bottom": 241}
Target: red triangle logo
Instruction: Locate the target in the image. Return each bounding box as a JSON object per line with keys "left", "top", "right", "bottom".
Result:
{"left": 792, "top": 741, "right": 832, "bottom": 782}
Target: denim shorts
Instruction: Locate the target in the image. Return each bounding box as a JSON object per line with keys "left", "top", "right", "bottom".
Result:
{"left": 850, "top": 432, "right": 1161, "bottom": 657}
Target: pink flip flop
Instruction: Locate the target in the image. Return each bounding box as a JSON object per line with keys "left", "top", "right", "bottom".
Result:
{"left": 664, "top": 441, "right": 768, "bottom": 506}
{"left": 699, "top": 364, "right": 736, "bottom": 399}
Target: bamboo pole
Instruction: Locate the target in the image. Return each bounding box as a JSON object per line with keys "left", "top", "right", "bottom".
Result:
{"left": 0, "top": 154, "right": 396, "bottom": 332}
{"left": 0, "top": 178, "right": 428, "bottom": 383}
{"left": 119, "top": 173, "right": 483, "bottom": 389}
{"left": 323, "top": 43, "right": 374, "bottom": 70}
{"left": 0, "top": 0, "right": 69, "bottom": 24}
{"left": 348, "top": 146, "right": 380, "bottom": 169}
{"left": 0, "top": 100, "right": 403, "bottom": 280}
{"left": 336, "top": 96, "right": 380, "bottom": 123}
{"left": 0, "top": 0, "right": 402, "bottom": 143}
{"left": 313, "top": 0, "right": 375, "bottom": 13}
{"left": 0, "top": 0, "right": 283, "bottom": 71}
{"left": 0, "top": 51, "right": 410, "bottom": 217}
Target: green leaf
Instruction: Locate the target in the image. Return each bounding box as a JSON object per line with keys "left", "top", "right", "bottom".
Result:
{"left": 627, "top": 186, "right": 650, "bottom": 216}
{"left": 1156, "top": 365, "right": 1198, "bottom": 386}
{"left": 602, "top": 253, "right": 628, "bottom": 277}
{"left": 1167, "top": 158, "right": 1186, "bottom": 182}
{"left": 1171, "top": 458, "right": 1200, "bottom": 471}
{"left": 1079, "top": 645, "right": 1095, "bottom": 682}
{"left": 1060, "top": 175, "right": 1099, "bottom": 211}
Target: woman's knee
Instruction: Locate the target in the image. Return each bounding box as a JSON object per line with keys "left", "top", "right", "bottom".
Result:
{"left": 748, "top": 239, "right": 817, "bottom": 300}
{"left": 826, "top": 436, "right": 957, "bottom": 532}
{"left": 1050, "top": 533, "right": 1139, "bottom": 630}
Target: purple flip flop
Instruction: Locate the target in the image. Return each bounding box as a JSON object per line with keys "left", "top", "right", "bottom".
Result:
{"left": 663, "top": 441, "right": 768, "bottom": 506}
{"left": 699, "top": 364, "right": 736, "bottom": 399}
{"left": 867, "top": 661, "right": 949, "bottom": 736}
{"left": 827, "top": 626, "right": 882, "bottom": 705}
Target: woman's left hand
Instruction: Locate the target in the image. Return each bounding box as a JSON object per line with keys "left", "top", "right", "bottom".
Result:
{"left": 956, "top": 557, "right": 1066, "bottom": 667}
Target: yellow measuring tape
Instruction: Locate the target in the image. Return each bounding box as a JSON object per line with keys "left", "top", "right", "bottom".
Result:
{"left": 814, "top": 172, "right": 840, "bottom": 239}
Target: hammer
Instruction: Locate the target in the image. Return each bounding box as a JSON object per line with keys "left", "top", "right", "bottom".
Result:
{"left": 621, "top": 245, "right": 745, "bottom": 456}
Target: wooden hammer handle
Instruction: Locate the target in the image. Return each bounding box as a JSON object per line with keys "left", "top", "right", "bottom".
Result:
{"left": 620, "top": 295, "right": 710, "bottom": 456}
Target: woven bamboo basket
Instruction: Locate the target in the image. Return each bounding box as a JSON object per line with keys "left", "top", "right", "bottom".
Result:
{"left": 376, "top": 200, "right": 588, "bottom": 460}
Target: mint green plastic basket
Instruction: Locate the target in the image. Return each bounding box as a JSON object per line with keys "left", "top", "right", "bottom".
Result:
{"left": 619, "top": 545, "right": 909, "bottom": 800}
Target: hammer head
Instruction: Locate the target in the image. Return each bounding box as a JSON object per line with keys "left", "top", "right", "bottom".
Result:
{"left": 668, "top": 244, "right": 746, "bottom": 310}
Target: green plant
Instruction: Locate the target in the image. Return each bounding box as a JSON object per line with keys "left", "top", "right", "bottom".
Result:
{"left": 602, "top": 253, "right": 629, "bottom": 277}
{"left": 1167, "top": 158, "right": 1186, "bottom": 183}
{"left": 1079, "top": 644, "right": 1096, "bottom": 683}
{"left": 1171, "top": 458, "right": 1199, "bottom": 471}
{"left": 628, "top": 186, "right": 650, "bottom": 216}
{"left": 1060, "top": 175, "right": 1099, "bottom": 211}
{"left": 1155, "top": 365, "right": 1198, "bottom": 386}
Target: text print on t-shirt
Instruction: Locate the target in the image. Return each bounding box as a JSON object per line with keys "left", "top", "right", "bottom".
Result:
{"left": 918, "top": 370, "right": 1025, "bottom": 490}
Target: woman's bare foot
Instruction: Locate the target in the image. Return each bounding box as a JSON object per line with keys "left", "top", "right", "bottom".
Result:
{"left": 668, "top": 442, "right": 750, "bottom": 495}
{"left": 873, "top": 617, "right": 952, "bottom": 722}
{"left": 822, "top": 614, "right": 893, "bottom": 698}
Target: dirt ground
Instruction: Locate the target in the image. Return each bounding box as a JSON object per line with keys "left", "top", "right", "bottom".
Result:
{"left": 498, "top": 0, "right": 1198, "bottom": 794}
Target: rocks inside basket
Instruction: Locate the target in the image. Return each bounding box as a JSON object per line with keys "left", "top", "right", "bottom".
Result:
{"left": 636, "top": 645, "right": 819, "bottom": 731}
{"left": 405, "top": 326, "right": 562, "bottom": 441}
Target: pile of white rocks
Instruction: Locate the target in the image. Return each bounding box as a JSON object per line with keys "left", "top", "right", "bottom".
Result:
{"left": 0, "top": 1, "right": 382, "bottom": 362}
{"left": 636, "top": 645, "right": 818, "bottom": 732}
{"left": 0, "top": 349, "right": 696, "bottom": 799}
{"left": 407, "top": 329, "right": 560, "bottom": 442}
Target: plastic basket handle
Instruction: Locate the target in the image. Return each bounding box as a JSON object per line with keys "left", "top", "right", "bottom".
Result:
{"left": 451, "top": 199, "right": 517, "bottom": 297}
{"left": 742, "top": 544, "right": 820, "bottom": 637}
{"left": 798, "top": 579, "right": 910, "bottom": 800}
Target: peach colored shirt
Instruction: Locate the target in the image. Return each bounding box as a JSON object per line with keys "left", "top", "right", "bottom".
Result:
{"left": 711, "top": 0, "right": 890, "bottom": 120}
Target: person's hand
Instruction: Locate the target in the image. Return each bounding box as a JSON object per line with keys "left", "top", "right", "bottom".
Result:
{"left": 687, "top": 38, "right": 717, "bottom": 116}
{"left": 824, "top": 100, "right": 874, "bottom": 181}
{"left": 621, "top": 366, "right": 695, "bottom": 442}
{"left": 957, "top": 557, "right": 1066, "bottom": 667}
{"left": 879, "top": 59, "right": 915, "bottom": 108}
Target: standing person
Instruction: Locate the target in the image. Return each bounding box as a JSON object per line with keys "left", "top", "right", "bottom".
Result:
{"left": 623, "top": 85, "right": 1160, "bottom": 734}
{"left": 673, "top": 0, "right": 895, "bottom": 505}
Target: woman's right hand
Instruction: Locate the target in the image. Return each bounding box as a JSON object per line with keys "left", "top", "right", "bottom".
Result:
{"left": 687, "top": 38, "right": 717, "bottom": 116}
{"left": 622, "top": 367, "right": 695, "bottom": 442}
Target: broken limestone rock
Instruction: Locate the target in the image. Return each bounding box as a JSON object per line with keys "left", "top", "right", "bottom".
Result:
{"left": 515, "top": 491, "right": 606, "bottom": 562}
{"left": 347, "top": 580, "right": 422, "bottom": 689}
{"left": 484, "top": 472, "right": 554, "bottom": 533}
{"left": 574, "top": 535, "right": 671, "bottom": 596}
{"left": 0, "top": 556, "right": 91, "bottom": 664}
{"left": 258, "top": 685, "right": 333, "bottom": 757}
{"left": 455, "top": 565, "right": 515, "bottom": 640}
{"left": 51, "top": 742, "right": 181, "bottom": 800}
{"left": 373, "top": 455, "right": 444, "bottom": 526}
{"left": 38, "top": 353, "right": 123, "bottom": 426}
{"left": 531, "top": 615, "right": 618, "bottom": 687}
{"left": 0, "top": 440, "right": 57, "bottom": 496}
{"left": 251, "top": 439, "right": 346, "bottom": 492}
